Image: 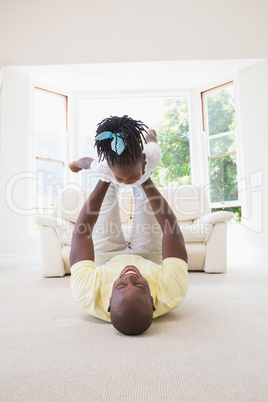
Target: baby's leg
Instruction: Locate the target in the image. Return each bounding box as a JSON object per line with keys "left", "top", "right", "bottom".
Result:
{"left": 128, "top": 186, "right": 163, "bottom": 264}
{"left": 93, "top": 183, "right": 127, "bottom": 265}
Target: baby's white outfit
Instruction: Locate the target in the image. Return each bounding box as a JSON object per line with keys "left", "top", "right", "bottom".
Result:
{"left": 92, "top": 183, "right": 163, "bottom": 266}
{"left": 90, "top": 142, "right": 161, "bottom": 187}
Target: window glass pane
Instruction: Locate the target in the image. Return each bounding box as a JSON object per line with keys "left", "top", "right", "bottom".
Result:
{"left": 209, "top": 155, "right": 238, "bottom": 203}
{"left": 36, "top": 137, "right": 61, "bottom": 159}
{"left": 209, "top": 133, "right": 236, "bottom": 157}
{"left": 206, "top": 86, "right": 236, "bottom": 136}
{"left": 36, "top": 159, "right": 64, "bottom": 214}
{"left": 79, "top": 97, "right": 191, "bottom": 188}
{"left": 153, "top": 98, "right": 190, "bottom": 186}
{"left": 202, "top": 82, "right": 239, "bottom": 206}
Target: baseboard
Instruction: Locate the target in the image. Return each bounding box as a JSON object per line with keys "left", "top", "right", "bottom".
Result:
{"left": 0, "top": 253, "right": 42, "bottom": 268}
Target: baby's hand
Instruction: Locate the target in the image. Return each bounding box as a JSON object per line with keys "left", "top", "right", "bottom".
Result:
{"left": 69, "top": 161, "right": 82, "bottom": 173}
{"left": 146, "top": 129, "right": 157, "bottom": 142}
{"left": 148, "top": 129, "right": 157, "bottom": 137}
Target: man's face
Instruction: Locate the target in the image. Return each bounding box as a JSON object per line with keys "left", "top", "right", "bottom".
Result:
{"left": 108, "top": 265, "right": 155, "bottom": 315}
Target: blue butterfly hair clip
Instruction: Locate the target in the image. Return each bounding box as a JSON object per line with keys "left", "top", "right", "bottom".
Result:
{"left": 95, "top": 131, "right": 126, "bottom": 155}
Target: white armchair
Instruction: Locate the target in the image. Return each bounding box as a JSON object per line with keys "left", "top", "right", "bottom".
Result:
{"left": 36, "top": 185, "right": 233, "bottom": 277}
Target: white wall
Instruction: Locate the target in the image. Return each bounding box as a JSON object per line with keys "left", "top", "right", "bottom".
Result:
{"left": 0, "top": 70, "right": 41, "bottom": 265}
{"left": 1, "top": 0, "right": 268, "bottom": 66}
{"left": 237, "top": 60, "right": 268, "bottom": 258}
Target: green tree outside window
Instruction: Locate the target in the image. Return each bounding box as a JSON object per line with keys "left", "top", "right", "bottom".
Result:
{"left": 151, "top": 98, "right": 191, "bottom": 186}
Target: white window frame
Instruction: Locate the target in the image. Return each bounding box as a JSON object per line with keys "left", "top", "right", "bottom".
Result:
{"left": 201, "top": 81, "right": 241, "bottom": 209}
{"left": 33, "top": 85, "right": 71, "bottom": 216}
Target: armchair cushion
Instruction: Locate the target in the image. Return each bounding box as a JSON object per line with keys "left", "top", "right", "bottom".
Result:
{"left": 36, "top": 214, "right": 74, "bottom": 245}
{"left": 159, "top": 185, "right": 210, "bottom": 221}
{"left": 54, "top": 188, "right": 91, "bottom": 223}
{"left": 179, "top": 221, "right": 212, "bottom": 243}
{"left": 194, "top": 211, "right": 234, "bottom": 226}
{"left": 179, "top": 211, "right": 233, "bottom": 243}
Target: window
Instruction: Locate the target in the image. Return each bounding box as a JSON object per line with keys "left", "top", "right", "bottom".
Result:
{"left": 78, "top": 96, "right": 191, "bottom": 189}
{"left": 201, "top": 82, "right": 240, "bottom": 208}
{"left": 34, "top": 88, "right": 68, "bottom": 214}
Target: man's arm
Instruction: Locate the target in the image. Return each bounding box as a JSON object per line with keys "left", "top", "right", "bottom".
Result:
{"left": 141, "top": 178, "right": 188, "bottom": 262}
{"left": 69, "top": 157, "right": 94, "bottom": 173}
{"left": 70, "top": 180, "right": 110, "bottom": 266}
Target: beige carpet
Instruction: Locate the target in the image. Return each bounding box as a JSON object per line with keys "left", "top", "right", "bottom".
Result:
{"left": 1, "top": 255, "right": 267, "bottom": 401}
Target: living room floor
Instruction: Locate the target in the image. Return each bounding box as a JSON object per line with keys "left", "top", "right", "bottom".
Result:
{"left": 1, "top": 224, "right": 267, "bottom": 401}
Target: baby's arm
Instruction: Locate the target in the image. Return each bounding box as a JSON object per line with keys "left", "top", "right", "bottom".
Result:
{"left": 145, "top": 129, "right": 157, "bottom": 143}
{"left": 69, "top": 157, "right": 94, "bottom": 173}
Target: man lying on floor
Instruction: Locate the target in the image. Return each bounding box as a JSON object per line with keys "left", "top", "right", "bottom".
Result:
{"left": 70, "top": 178, "right": 188, "bottom": 336}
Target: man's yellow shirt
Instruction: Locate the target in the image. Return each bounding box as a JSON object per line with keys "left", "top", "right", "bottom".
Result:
{"left": 71, "top": 254, "right": 188, "bottom": 322}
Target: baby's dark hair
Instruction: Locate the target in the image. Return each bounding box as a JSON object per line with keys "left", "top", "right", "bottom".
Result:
{"left": 95, "top": 115, "right": 148, "bottom": 167}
